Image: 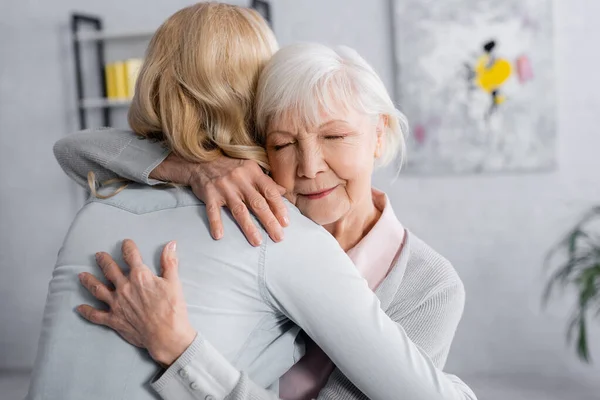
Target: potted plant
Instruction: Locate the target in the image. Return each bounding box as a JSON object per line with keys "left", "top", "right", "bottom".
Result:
{"left": 544, "top": 206, "right": 600, "bottom": 362}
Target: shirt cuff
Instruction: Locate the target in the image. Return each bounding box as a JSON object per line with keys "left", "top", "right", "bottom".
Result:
{"left": 108, "top": 136, "right": 171, "bottom": 186}
{"left": 151, "top": 334, "right": 241, "bottom": 400}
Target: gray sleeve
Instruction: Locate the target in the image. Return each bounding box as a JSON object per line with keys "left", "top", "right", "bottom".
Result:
{"left": 53, "top": 128, "right": 171, "bottom": 189}
{"left": 150, "top": 334, "right": 241, "bottom": 400}
{"left": 393, "top": 282, "right": 466, "bottom": 369}
{"left": 261, "top": 229, "right": 478, "bottom": 400}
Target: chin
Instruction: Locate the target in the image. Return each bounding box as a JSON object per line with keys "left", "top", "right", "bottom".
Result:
{"left": 299, "top": 203, "right": 346, "bottom": 227}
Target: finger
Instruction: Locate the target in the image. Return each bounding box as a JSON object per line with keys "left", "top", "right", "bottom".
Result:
{"left": 78, "top": 272, "right": 114, "bottom": 304}
{"left": 160, "top": 241, "right": 179, "bottom": 282}
{"left": 242, "top": 185, "right": 284, "bottom": 242}
{"left": 227, "top": 196, "right": 262, "bottom": 247}
{"left": 121, "top": 239, "right": 146, "bottom": 270}
{"left": 202, "top": 190, "right": 225, "bottom": 240}
{"left": 76, "top": 304, "right": 112, "bottom": 327}
{"left": 256, "top": 175, "right": 289, "bottom": 228}
{"left": 95, "top": 252, "right": 127, "bottom": 288}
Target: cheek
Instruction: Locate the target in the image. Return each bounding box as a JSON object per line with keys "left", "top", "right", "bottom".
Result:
{"left": 326, "top": 142, "right": 375, "bottom": 181}
{"left": 268, "top": 151, "right": 295, "bottom": 189}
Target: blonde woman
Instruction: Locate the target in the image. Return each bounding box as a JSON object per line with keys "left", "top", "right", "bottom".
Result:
{"left": 43, "top": 4, "right": 476, "bottom": 400}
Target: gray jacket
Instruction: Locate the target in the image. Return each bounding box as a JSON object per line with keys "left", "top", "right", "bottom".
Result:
{"left": 27, "top": 129, "right": 477, "bottom": 400}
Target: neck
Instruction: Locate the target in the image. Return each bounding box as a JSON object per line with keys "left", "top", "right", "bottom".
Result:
{"left": 323, "top": 191, "right": 381, "bottom": 252}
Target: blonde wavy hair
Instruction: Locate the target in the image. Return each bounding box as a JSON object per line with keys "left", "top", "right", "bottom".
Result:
{"left": 90, "top": 2, "right": 278, "bottom": 197}
{"left": 129, "top": 2, "right": 277, "bottom": 169}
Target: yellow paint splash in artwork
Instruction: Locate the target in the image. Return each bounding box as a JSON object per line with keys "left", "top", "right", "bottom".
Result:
{"left": 475, "top": 55, "right": 512, "bottom": 93}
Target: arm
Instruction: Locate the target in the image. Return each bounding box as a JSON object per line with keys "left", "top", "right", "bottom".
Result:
{"left": 259, "top": 230, "right": 477, "bottom": 400}
{"left": 53, "top": 128, "right": 171, "bottom": 188}
{"left": 223, "top": 281, "right": 476, "bottom": 400}
{"left": 53, "top": 129, "right": 287, "bottom": 244}
{"left": 313, "top": 282, "right": 477, "bottom": 400}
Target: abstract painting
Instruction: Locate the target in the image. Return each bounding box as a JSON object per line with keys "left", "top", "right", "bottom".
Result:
{"left": 392, "top": 0, "right": 556, "bottom": 174}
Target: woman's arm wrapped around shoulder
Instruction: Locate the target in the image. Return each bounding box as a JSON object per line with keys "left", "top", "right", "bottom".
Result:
{"left": 53, "top": 128, "right": 288, "bottom": 244}
{"left": 53, "top": 128, "right": 171, "bottom": 188}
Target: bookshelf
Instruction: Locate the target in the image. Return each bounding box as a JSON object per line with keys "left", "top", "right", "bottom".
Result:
{"left": 71, "top": 14, "right": 150, "bottom": 129}
{"left": 70, "top": 1, "right": 272, "bottom": 130}
{"left": 80, "top": 98, "right": 133, "bottom": 109}
{"left": 75, "top": 30, "right": 155, "bottom": 42}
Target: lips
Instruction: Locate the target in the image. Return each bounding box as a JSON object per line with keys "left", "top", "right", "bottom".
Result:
{"left": 300, "top": 186, "right": 338, "bottom": 200}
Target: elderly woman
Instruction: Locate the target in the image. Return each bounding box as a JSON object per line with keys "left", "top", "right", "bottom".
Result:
{"left": 51, "top": 8, "right": 476, "bottom": 400}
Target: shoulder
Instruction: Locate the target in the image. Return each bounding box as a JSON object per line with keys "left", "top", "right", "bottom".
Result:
{"left": 260, "top": 207, "right": 353, "bottom": 293}
{"left": 87, "top": 183, "right": 204, "bottom": 214}
{"left": 393, "top": 232, "right": 465, "bottom": 313}
{"left": 263, "top": 205, "right": 346, "bottom": 269}
{"left": 406, "top": 233, "right": 463, "bottom": 289}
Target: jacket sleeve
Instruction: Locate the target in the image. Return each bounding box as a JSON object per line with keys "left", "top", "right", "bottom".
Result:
{"left": 314, "top": 282, "right": 477, "bottom": 400}
{"left": 221, "top": 282, "right": 478, "bottom": 400}
{"left": 149, "top": 334, "right": 243, "bottom": 400}
{"left": 261, "top": 230, "right": 478, "bottom": 400}
{"left": 53, "top": 128, "right": 170, "bottom": 189}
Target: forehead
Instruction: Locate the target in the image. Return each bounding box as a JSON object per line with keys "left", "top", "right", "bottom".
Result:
{"left": 267, "top": 103, "right": 368, "bottom": 134}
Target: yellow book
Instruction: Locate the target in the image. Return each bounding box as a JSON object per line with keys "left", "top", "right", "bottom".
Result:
{"left": 104, "top": 63, "right": 117, "bottom": 99}
{"left": 124, "top": 58, "right": 144, "bottom": 99}
{"left": 113, "top": 61, "right": 128, "bottom": 100}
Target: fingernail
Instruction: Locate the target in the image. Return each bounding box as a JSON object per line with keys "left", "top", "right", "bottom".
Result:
{"left": 253, "top": 233, "right": 263, "bottom": 246}
{"left": 95, "top": 252, "right": 101, "bottom": 262}
{"left": 214, "top": 229, "right": 223, "bottom": 240}
{"left": 78, "top": 273, "right": 84, "bottom": 281}
{"left": 168, "top": 241, "right": 177, "bottom": 251}
{"left": 282, "top": 216, "right": 290, "bottom": 226}
{"left": 274, "top": 229, "right": 284, "bottom": 242}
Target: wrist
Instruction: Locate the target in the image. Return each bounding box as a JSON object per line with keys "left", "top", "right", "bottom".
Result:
{"left": 151, "top": 326, "right": 197, "bottom": 367}
{"left": 149, "top": 152, "right": 196, "bottom": 186}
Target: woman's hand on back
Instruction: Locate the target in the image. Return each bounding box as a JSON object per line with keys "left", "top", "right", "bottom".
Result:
{"left": 151, "top": 153, "right": 289, "bottom": 246}
{"left": 76, "top": 239, "right": 196, "bottom": 367}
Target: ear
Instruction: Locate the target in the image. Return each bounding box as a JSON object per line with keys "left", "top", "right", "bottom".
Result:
{"left": 374, "top": 114, "right": 388, "bottom": 158}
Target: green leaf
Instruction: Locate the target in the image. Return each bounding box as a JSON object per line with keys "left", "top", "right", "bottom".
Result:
{"left": 544, "top": 206, "right": 600, "bottom": 363}
{"left": 577, "top": 317, "right": 591, "bottom": 363}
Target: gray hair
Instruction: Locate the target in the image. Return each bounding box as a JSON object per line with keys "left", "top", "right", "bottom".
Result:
{"left": 255, "top": 42, "right": 408, "bottom": 168}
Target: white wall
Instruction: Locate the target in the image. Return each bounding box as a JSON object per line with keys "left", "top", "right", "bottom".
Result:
{"left": 1, "top": 0, "right": 599, "bottom": 399}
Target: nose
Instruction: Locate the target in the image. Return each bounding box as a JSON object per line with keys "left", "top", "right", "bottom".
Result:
{"left": 297, "top": 139, "right": 327, "bottom": 179}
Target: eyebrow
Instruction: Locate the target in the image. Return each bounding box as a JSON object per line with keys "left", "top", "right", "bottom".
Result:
{"left": 318, "top": 119, "right": 349, "bottom": 128}
{"left": 267, "top": 130, "right": 293, "bottom": 136}
{"left": 267, "top": 119, "right": 351, "bottom": 136}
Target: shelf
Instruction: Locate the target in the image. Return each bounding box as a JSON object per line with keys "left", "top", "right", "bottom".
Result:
{"left": 75, "top": 30, "right": 154, "bottom": 42}
{"left": 80, "top": 98, "right": 132, "bottom": 109}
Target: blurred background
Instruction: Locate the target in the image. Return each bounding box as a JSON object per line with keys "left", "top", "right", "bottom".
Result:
{"left": 1, "top": 0, "right": 599, "bottom": 399}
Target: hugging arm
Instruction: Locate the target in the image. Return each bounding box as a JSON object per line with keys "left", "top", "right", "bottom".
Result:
{"left": 53, "top": 129, "right": 287, "bottom": 244}
{"left": 53, "top": 128, "right": 171, "bottom": 188}
{"left": 253, "top": 231, "right": 477, "bottom": 400}
{"left": 222, "top": 278, "right": 477, "bottom": 400}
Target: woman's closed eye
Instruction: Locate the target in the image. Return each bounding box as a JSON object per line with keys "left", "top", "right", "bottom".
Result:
{"left": 273, "top": 142, "right": 294, "bottom": 151}
{"left": 324, "top": 135, "right": 346, "bottom": 140}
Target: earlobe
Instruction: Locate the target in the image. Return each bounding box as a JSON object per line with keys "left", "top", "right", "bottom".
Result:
{"left": 374, "top": 114, "right": 387, "bottom": 159}
{"left": 376, "top": 115, "right": 387, "bottom": 138}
